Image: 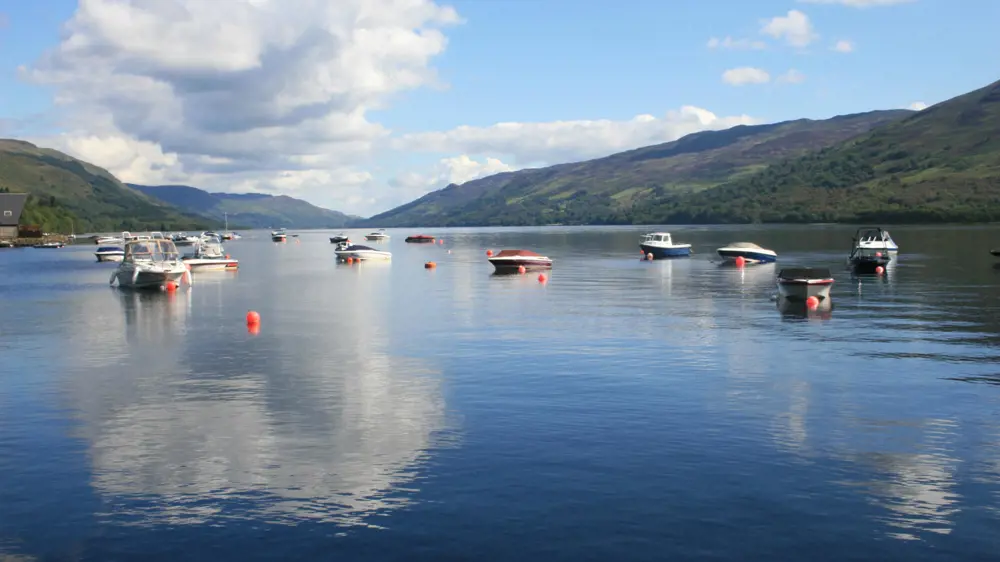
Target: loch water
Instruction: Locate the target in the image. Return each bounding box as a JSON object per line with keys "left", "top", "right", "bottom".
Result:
{"left": 2, "top": 224, "right": 1000, "bottom": 561}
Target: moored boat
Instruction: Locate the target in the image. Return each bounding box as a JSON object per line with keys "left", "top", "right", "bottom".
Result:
{"left": 717, "top": 242, "right": 777, "bottom": 264}
{"left": 991, "top": 249, "right": 1000, "bottom": 257}
{"left": 271, "top": 228, "right": 288, "bottom": 242}
{"left": 856, "top": 226, "right": 899, "bottom": 253}
{"left": 365, "top": 229, "right": 390, "bottom": 241}
{"left": 110, "top": 238, "right": 189, "bottom": 290}
{"left": 405, "top": 234, "right": 436, "bottom": 243}
{"left": 335, "top": 242, "right": 392, "bottom": 261}
{"left": 95, "top": 246, "right": 125, "bottom": 262}
{"left": 330, "top": 234, "right": 350, "bottom": 244}
{"left": 488, "top": 249, "right": 553, "bottom": 273}
{"left": 848, "top": 227, "right": 892, "bottom": 274}
{"left": 182, "top": 234, "right": 238, "bottom": 271}
{"left": 33, "top": 241, "right": 65, "bottom": 249}
{"left": 776, "top": 267, "right": 835, "bottom": 301}
{"left": 639, "top": 232, "right": 691, "bottom": 259}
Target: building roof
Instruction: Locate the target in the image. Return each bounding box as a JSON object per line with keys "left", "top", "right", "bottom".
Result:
{"left": 0, "top": 193, "right": 28, "bottom": 227}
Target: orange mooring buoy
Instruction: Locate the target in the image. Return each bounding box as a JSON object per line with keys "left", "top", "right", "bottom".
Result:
{"left": 486, "top": 249, "right": 493, "bottom": 257}
{"left": 518, "top": 265, "right": 526, "bottom": 274}
{"left": 646, "top": 253, "right": 654, "bottom": 261}
{"left": 805, "top": 296, "right": 819, "bottom": 309}
{"left": 425, "top": 261, "right": 437, "bottom": 269}
{"left": 246, "top": 310, "right": 261, "bottom": 325}
{"left": 538, "top": 273, "right": 547, "bottom": 283}
{"left": 735, "top": 256, "right": 746, "bottom": 268}
{"left": 346, "top": 257, "right": 353, "bottom": 264}
{"left": 876, "top": 266, "right": 885, "bottom": 275}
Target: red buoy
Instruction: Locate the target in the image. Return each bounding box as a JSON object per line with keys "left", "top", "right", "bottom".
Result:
{"left": 246, "top": 310, "right": 261, "bottom": 325}
{"left": 646, "top": 253, "right": 654, "bottom": 261}
{"left": 735, "top": 256, "right": 746, "bottom": 268}
{"left": 805, "top": 296, "right": 819, "bottom": 309}
{"left": 486, "top": 250, "right": 493, "bottom": 257}
{"left": 538, "top": 273, "right": 547, "bottom": 283}
{"left": 876, "top": 266, "right": 885, "bottom": 275}
{"left": 518, "top": 265, "right": 526, "bottom": 274}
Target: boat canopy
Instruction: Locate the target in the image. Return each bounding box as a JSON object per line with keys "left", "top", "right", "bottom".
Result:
{"left": 723, "top": 242, "right": 764, "bottom": 249}
{"left": 641, "top": 232, "right": 673, "bottom": 243}
{"left": 96, "top": 246, "right": 123, "bottom": 253}
{"left": 856, "top": 227, "right": 891, "bottom": 242}
{"left": 494, "top": 249, "right": 543, "bottom": 257}
{"left": 124, "top": 239, "right": 180, "bottom": 261}
{"left": 778, "top": 267, "right": 833, "bottom": 280}
{"left": 341, "top": 244, "right": 378, "bottom": 252}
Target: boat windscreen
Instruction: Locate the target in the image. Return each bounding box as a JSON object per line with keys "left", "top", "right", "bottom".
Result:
{"left": 344, "top": 245, "right": 376, "bottom": 251}
{"left": 726, "top": 242, "right": 763, "bottom": 249}
{"left": 495, "top": 249, "right": 541, "bottom": 257}
{"left": 779, "top": 267, "right": 832, "bottom": 279}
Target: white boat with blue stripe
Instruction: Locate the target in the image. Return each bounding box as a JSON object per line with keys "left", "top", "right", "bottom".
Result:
{"left": 639, "top": 232, "right": 691, "bottom": 258}
{"left": 717, "top": 242, "right": 777, "bottom": 264}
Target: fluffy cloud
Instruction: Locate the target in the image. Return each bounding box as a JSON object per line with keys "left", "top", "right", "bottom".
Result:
{"left": 907, "top": 101, "right": 928, "bottom": 111}
{"left": 776, "top": 69, "right": 806, "bottom": 84}
{"left": 832, "top": 40, "right": 855, "bottom": 53}
{"left": 761, "top": 10, "right": 818, "bottom": 47}
{"left": 22, "top": 0, "right": 460, "bottom": 213}
{"left": 707, "top": 36, "right": 767, "bottom": 50}
{"left": 722, "top": 67, "right": 771, "bottom": 86}
{"left": 393, "top": 107, "right": 756, "bottom": 165}
{"left": 389, "top": 155, "right": 515, "bottom": 203}
{"left": 799, "top": 0, "right": 915, "bottom": 6}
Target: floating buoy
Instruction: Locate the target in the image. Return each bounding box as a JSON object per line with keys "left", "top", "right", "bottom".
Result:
{"left": 486, "top": 250, "right": 493, "bottom": 257}
{"left": 538, "top": 273, "right": 547, "bottom": 283}
{"left": 246, "top": 310, "right": 261, "bottom": 325}
{"left": 875, "top": 251, "right": 882, "bottom": 258}
{"left": 805, "top": 296, "right": 819, "bottom": 309}
{"left": 425, "top": 261, "right": 436, "bottom": 269}
{"left": 875, "top": 266, "right": 885, "bottom": 275}
{"left": 225, "top": 254, "right": 230, "bottom": 259}
{"left": 165, "top": 281, "right": 178, "bottom": 292}
{"left": 438, "top": 239, "right": 444, "bottom": 245}
{"left": 518, "top": 265, "right": 526, "bottom": 274}
{"left": 646, "top": 253, "right": 654, "bottom": 261}
{"left": 735, "top": 256, "right": 746, "bottom": 268}
{"left": 346, "top": 257, "right": 353, "bottom": 264}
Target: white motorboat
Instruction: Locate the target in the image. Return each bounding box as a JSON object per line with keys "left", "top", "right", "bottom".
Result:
{"left": 639, "top": 232, "right": 691, "bottom": 259}
{"left": 856, "top": 226, "right": 898, "bottom": 253}
{"left": 776, "top": 267, "right": 835, "bottom": 301}
{"left": 271, "top": 228, "right": 288, "bottom": 242}
{"left": 717, "top": 242, "right": 777, "bottom": 264}
{"left": 110, "top": 238, "right": 190, "bottom": 290}
{"left": 364, "top": 229, "right": 390, "bottom": 241}
{"left": 487, "top": 249, "right": 553, "bottom": 273}
{"left": 172, "top": 233, "right": 201, "bottom": 246}
{"left": 335, "top": 242, "right": 392, "bottom": 261}
{"left": 183, "top": 234, "right": 238, "bottom": 271}
{"left": 95, "top": 246, "right": 125, "bottom": 262}
{"left": 94, "top": 235, "right": 124, "bottom": 246}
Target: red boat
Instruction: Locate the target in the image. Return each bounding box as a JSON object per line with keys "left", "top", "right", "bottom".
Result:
{"left": 405, "top": 234, "right": 436, "bottom": 243}
{"left": 488, "top": 249, "right": 553, "bottom": 273}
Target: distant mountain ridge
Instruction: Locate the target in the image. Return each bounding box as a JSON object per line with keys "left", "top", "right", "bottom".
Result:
{"left": 364, "top": 109, "right": 913, "bottom": 227}
{"left": 129, "top": 184, "right": 359, "bottom": 229}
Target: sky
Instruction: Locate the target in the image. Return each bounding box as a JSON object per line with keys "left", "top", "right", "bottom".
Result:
{"left": 0, "top": 0, "right": 998, "bottom": 217}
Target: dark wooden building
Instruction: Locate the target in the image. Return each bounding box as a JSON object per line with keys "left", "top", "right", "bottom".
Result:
{"left": 0, "top": 193, "right": 28, "bottom": 239}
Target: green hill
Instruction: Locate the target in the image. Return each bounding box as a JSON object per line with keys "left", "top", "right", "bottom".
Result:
{"left": 129, "top": 184, "right": 359, "bottom": 229}
{"left": 643, "top": 79, "right": 1000, "bottom": 223}
{"left": 365, "top": 109, "right": 912, "bottom": 227}
{"left": 0, "top": 140, "right": 209, "bottom": 232}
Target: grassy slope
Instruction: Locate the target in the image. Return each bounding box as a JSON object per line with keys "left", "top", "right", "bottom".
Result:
{"left": 646, "top": 79, "right": 1000, "bottom": 223}
{"left": 366, "top": 109, "right": 911, "bottom": 227}
{"left": 0, "top": 140, "right": 209, "bottom": 232}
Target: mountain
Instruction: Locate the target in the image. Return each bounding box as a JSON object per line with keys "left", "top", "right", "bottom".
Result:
{"left": 642, "top": 79, "right": 1000, "bottom": 223}
{"left": 130, "top": 184, "right": 359, "bottom": 229}
{"left": 0, "top": 139, "right": 210, "bottom": 233}
{"left": 365, "top": 109, "right": 912, "bottom": 227}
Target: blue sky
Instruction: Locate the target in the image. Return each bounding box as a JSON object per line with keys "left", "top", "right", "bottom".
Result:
{"left": 0, "top": 0, "right": 998, "bottom": 215}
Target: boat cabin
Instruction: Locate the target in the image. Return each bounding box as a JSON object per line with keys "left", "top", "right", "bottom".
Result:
{"left": 641, "top": 232, "right": 675, "bottom": 245}
{"left": 123, "top": 239, "right": 181, "bottom": 262}
{"left": 855, "top": 227, "right": 893, "bottom": 246}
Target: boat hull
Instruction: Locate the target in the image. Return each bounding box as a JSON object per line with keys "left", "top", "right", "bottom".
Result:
{"left": 488, "top": 257, "right": 553, "bottom": 273}
{"left": 640, "top": 243, "right": 691, "bottom": 258}
{"left": 717, "top": 248, "right": 777, "bottom": 264}
{"left": 991, "top": 249, "right": 1000, "bottom": 257}
{"left": 365, "top": 236, "right": 389, "bottom": 241}
{"left": 336, "top": 250, "right": 392, "bottom": 261}
{"left": 272, "top": 236, "right": 287, "bottom": 242}
{"left": 115, "top": 268, "right": 187, "bottom": 290}
{"left": 777, "top": 279, "right": 834, "bottom": 301}
{"left": 405, "top": 237, "right": 435, "bottom": 243}
{"left": 857, "top": 241, "right": 898, "bottom": 253}
{"left": 95, "top": 253, "right": 124, "bottom": 263}
{"left": 850, "top": 256, "right": 891, "bottom": 274}
{"left": 184, "top": 258, "right": 239, "bottom": 271}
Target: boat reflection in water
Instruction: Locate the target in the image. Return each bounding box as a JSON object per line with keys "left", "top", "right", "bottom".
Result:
{"left": 115, "top": 286, "right": 192, "bottom": 344}
{"left": 776, "top": 295, "right": 834, "bottom": 321}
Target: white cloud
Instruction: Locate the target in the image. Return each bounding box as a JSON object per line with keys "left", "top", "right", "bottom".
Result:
{"left": 761, "top": 10, "right": 818, "bottom": 47}
{"left": 722, "top": 67, "right": 771, "bottom": 86}
{"left": 776, "top": 69, "right": 806, "bottom": 84}
{"left": 832, "top": 39, "right": 854, "bottom": 53}
{"left": 393, "top": 106, "right": 756, "bottom": 165}
{"left": 389, "top": 155, "right": 515, "bottom": 204}
{"left": 799, "top": 0, "right": 915, "bottom": 6}
{"left": 707, "top": 36, "right": 767, "bottom": 50}
{"left": 907, "top": 101, "right": 928, "bottom": 111}
{"left": 22, "top": 0, "right": 461, "bottom": 214}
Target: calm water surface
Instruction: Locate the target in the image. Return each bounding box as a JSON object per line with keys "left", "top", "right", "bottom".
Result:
{"left": 2, "top": 225, "right": 1000, "bottom": 561}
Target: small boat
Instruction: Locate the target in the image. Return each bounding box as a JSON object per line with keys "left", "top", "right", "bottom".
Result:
{"left": 365, "top": 229, "right": 389, "bottom": 241}
{"left": 182, "top": 234, "right": 238, "bottom": 271}
{"left": 271, "top": 228, "right": 288, "bottom": 242}
{"left": 95, "top": 246, "right": 125, "bottom": 262}
{"left": 172, "top": 233, "right": 200, "bottom": 246}
{"left": 110, "top": 238, "right": 188, "bottom": 290}
{"left": 488, "top": 249, "right": 553, "bottom": 273}
{"left": 329, "top": 234, "right": 350, "bottom": 244}
{"left": 856, "top": 226, "right": 899, "bottom": 253}
{"left": 405, "top": 234, "right": 436, "bottom": 243}
{"left": 33, "top": 241, "right": 65, "bottom": 249}
{"left": 94, "top": 235, "right": 124, "bottom": 245}
{"left": 717, "top": 242, "right": 777, "bottom": 264}
{"left": 991, "top": 249, "right": 1000, "bottom": 257}
{"left": 848, "top": 228, "right": 892, "bottom": 274}
{"left": 219, "top": 212, "right": 240, "bottom": 240}
{"left": 335, "top": 242, "right": 392, "bottom": 261}
{"left": 0, "top": 241, "right": 12, "bottom": 249}
{"left": 639, "top": 232, "right": 691, "bottom": 259}
{"left": 776, "top": 267, "right": 835, "bottom": 301}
